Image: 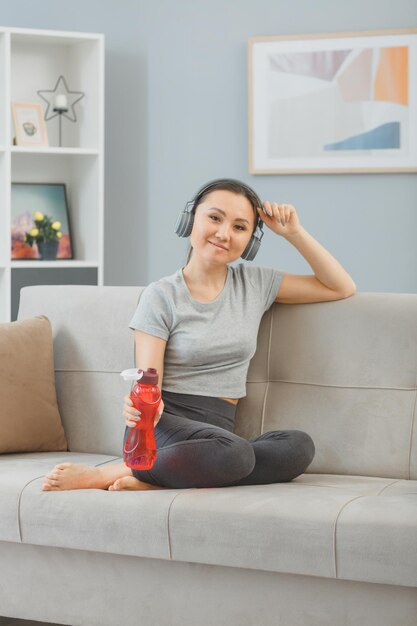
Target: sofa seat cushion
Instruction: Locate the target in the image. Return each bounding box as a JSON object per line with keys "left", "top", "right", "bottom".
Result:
{"left": 167, "top": 473, "right": 417, "bottom": 588}
{"left": 7, "top": 463, "right": 417, "bottom": 588}
{"left": 8, "top": 453, "right": 183, "bottom": 560}
{"left": 0, "top": 451, "right": 122, "bottom": 542}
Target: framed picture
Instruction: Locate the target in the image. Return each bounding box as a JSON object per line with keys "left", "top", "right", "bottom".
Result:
{"left": 248, "top": 28, "right": 417, "bottom": 174}
{"left": 11, "top": 102, "right": 48, "bottom": 147}
{"left": 11, "top": 183, "right": 74, "bottom": 260}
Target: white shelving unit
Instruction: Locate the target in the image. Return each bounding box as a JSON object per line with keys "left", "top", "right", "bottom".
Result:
{"left": 0, "top": 26, "right": 104, "bottom": 322}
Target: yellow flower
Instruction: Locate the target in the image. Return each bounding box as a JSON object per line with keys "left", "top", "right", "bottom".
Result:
{"left": 34, "top": 212, "right": 44, "bottom": 221}
{"left": 52, "top": 221, "right": 61, "bottom": 230}
{"left": 29, "top": 228, "right": 39, "bottom": 237}
{"left": 57, "top": 232, "right": 62, "bottom": 239}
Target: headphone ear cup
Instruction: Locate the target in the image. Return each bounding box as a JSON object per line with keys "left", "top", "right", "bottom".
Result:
{"left": 241, "top": 235, "right": 261, "bottom": 261}
{"left": 174, "top": 210, "right": 194, "bottom": 237}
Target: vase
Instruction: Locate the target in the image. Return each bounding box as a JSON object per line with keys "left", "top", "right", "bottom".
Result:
{"left": 37, "top": 240, "right": 59, "bottom": 260}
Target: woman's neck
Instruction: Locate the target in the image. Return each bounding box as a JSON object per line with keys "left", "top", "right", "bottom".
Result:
{"left": 182, "top": 260, "right": 228, "bottom": 290}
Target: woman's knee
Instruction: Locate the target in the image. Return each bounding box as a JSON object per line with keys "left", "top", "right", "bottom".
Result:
{"left": 291, "top": 430, "right": 316, "bottom": 469}
{"left": 149, "top": 432, "right": 255, "bottom": 489}
{"left": 229, "top": 437, "right": 256, "bottom": 480}
{"left": 208, "top": 435, "right": 255, "bottom": 486}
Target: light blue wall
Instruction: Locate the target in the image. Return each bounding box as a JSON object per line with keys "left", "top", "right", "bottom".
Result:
{"left": 2, "top": 0, "right": 417, "bottom": 293}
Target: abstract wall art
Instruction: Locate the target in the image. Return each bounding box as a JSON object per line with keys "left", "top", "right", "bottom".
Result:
{"left": 248, "top": 29, "right": 417, "bottom": 174}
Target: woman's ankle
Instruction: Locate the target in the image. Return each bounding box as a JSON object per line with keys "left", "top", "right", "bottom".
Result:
{"left": 97, "top": 463, "right": 132, "bottom": 489}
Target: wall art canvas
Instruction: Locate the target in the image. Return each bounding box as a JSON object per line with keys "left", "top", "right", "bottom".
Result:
{"left": 248, "top": 29, "right": 417, "bottom": 173}
{"left": 11, "top": 183, "right": 73, "bottom": 260}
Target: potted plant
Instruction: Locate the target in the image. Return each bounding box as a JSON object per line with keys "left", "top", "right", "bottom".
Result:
{"left": 24, "top": 212, "right": 63, "bottom": 260}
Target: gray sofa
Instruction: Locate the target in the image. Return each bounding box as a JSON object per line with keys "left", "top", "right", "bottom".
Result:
{"left": 1, "top": 284, "right": 417, "bottom": 626}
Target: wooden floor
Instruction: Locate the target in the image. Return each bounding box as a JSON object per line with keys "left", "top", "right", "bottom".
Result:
{"left": 0, "top": 618, "right": 65, "bottom": 626}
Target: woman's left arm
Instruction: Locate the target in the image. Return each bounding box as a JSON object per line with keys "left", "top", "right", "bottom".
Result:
{"left": 258, "top": 202, "right": 356, "bottom": 303}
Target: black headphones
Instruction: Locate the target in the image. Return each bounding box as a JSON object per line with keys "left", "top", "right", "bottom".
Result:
{"left": 174, "top": 178, "right": 265, "bottom": 261}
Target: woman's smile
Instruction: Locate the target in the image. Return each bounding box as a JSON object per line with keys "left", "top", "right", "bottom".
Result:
{"left": 209, "top": 241, "right": 229, "bottom": 251}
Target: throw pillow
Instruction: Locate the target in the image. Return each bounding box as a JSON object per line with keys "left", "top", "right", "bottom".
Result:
{"left": 0, "top": 315, "right": 68, "bottom": 453}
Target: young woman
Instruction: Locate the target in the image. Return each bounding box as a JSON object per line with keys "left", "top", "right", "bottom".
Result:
{"left": 42, "top": 178, "right": 356, "bottom": 492}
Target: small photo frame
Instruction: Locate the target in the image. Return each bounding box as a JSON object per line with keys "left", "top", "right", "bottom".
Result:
{"left": 248, "top": 28, "right": 417, "bottom": 174}
{"left": 11, "top": 183, "right": 74, "bottom": 260}
{"left": 11, "top": 102, "right": 48, "bottom": 147}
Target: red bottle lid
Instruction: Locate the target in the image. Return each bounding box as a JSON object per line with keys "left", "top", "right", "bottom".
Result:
{"left": 137, "top": 367, "right": 159, "bottom": 385}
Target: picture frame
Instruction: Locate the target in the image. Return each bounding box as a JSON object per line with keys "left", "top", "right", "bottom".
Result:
{"left": 11, "top": 183, "right": 74, "bottom": 260}
{"left": 11, "top": 102, "right": 49, "bottom": 147}
{"left": 248, "top": 28, "right": 417, "bottom": 174}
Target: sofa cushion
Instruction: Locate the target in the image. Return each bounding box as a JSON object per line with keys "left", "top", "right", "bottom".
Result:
{"left": 14, "top": 454, "right": 183, "bottom": 559}
{"left": 166, "top": 473, "right": 417, "bottom": 588}
{"left": 13, "top": 467, "right": 417, "bottom": 588}
{"left": 0, "top": 315, "right": 67, "bottom": 454}
{"left": 17, "top": 285, "right": 141, "bottom": 456}
{"left": 0, "top": 451, "right": 122, "bottom": 542}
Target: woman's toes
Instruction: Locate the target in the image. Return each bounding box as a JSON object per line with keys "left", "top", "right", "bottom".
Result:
{"left": 42, "top": 483, "right": 57, "bottom": 491}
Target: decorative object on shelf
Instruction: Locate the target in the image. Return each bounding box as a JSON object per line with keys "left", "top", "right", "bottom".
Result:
{"left": 248, "top": 28, "right": 417, "bottom": 174}
{"left": 11, "top": 102, "right": 48, "bottom": 147}
{"left": 23, "top": 213, "right": 62, "bottom": 260}
{"left": 37, "top": 75, "right": 85, "bottom": 147}
{"left": 11, "top": 183, "right": 73, "bottom": 260}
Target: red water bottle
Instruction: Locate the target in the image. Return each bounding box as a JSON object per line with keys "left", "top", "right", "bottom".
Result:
{"left": 122, "top": 368, "right": 161, "bottom": 470}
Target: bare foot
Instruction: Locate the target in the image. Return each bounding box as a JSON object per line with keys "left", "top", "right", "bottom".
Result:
{"left": 108, "top": 476, "right": 168, "bottom": 491}
{"left": 42, "top": 462, "right": 131, "bottom": 491}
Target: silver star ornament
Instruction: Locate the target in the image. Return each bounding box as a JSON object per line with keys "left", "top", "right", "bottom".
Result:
{"left": 37, "top": 75, "right": 85, "bottom": 122}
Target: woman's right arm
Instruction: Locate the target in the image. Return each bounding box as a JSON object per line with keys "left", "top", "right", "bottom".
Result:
{"left": 123, "top": 330, "right": 167, "bottom": 428}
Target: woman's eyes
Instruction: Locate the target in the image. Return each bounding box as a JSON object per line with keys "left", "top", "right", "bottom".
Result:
{"left": 209, "top": 215, "right": 246, "bottom": 231}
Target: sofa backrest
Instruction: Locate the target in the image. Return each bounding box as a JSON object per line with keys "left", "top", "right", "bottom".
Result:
{"left": 18, "top": 286, "right": 417, "bottom": 480}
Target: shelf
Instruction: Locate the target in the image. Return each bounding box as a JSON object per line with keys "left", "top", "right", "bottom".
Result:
{"left": 9, "top": 31, "right": 103, "bottom": 149}
{"left": 10, "top": 28, "right": 102, "bottom": 45}
{"left": 0, "top": 25, "right": 104, "bottom": 322}
{"left": 11, "top": 147, "right": 99, "bottom": 155}
{"left": 11, "top": 260, "right": 99, "bottom": 269}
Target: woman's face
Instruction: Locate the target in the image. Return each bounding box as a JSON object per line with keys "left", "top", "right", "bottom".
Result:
{"left": 190, "top": 190, "right": 256, "bottom": 263}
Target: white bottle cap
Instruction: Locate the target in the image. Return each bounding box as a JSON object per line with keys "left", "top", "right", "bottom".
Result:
{"left": 120, "top": 368, "right": 144, "bottom": 382}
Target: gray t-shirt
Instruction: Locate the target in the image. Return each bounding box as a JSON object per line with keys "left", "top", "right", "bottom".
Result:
{"left": 128, "top": 263, "right": 284, "bottom": 398}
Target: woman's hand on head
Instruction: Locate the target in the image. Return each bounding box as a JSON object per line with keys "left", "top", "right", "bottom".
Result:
{"left": 257, "top": 202, "right": 301, "bottom": 238}
{"left": 123, "top": 395, "right": 165, "bottom": 428}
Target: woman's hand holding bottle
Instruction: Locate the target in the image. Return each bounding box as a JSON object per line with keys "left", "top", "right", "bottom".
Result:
{"left": 123, "top": 395, "right": 165, "bottom": 428}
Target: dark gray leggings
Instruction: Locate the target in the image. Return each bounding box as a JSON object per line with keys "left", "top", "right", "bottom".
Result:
{"left": 125, "top": 390, "right": 315, "bottom": 489}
